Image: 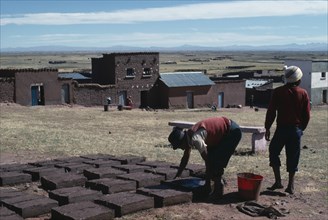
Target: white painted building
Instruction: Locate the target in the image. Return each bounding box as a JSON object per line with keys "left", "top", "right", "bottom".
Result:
{"left": 285, "top": 60, "right": 328, "bottom": 105}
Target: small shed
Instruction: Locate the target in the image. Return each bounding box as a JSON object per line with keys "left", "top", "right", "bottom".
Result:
{"left": 153, "top": 72, "right": 215, "bottom": 109}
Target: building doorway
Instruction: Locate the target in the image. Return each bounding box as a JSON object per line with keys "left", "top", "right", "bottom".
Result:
{"left": 140, "top": 91, "right": 148, "bottom": 108}
{"left": 218, "top": 92, "right": 224, "bottom": 108}
{"left": 31, "top": 85, "right": 44, "bottom": 106}
{"left": 323, "top": 90, "right": 327, "bottom": 103}
{"left": 186, "top": 91, "right": 194, "bottom": 109}
{"left": 118, "top": 91, "right": 127, "bottom": 106}
{"left": 61, "top": 84, "right": 70, "bottom": 104}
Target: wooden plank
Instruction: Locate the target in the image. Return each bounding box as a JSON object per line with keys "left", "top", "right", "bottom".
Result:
{"left": 168, "top": 121, "right": 265, "bottom": 133}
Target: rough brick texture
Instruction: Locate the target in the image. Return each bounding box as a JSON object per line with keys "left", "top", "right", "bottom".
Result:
{"left": 95, "top": 191, "right": 154, "bottom": 217}
{"left": 1, "top": 194, "right": 58, "bottom": 218}
{"left": 41, "top": 173, "right": 87, "bottom": 190}
{"left": 86, "top": 178, "right": 136, "bottom": 194}
{"left": 83, "top": 167, "right": 127, "bottom": 180}
{"left": 137, "top": 186, "right": 192, "bottom": 208}
{"left": 49, "top": 186, "right": 102, "bottom": 206}
{"left": 0, "top": 172, "right": 32, "bottom": 186}
{"left": 51, "top": 201, "right": 114, "bottom": 220}
{"left": 117, "top": 172, "right": 165, "bottom": 188}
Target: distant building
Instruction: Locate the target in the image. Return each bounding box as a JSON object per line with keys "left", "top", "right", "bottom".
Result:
{"left": 0, "top": 69, "right": 73, "bottom": 105}
{"left": 157, "top": 72, "right": 245, "bottom": 109}
{"left": 285, "top": 60, "right": 328, "bottom": 105}
{"left": 91, "top": 52, "right": 159, "bottom": 107}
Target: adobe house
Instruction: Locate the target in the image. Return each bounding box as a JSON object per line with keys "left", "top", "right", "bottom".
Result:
{"left": 91, "top": 52, "right": 159, "bottom": 107}
{"left": 0, "top": 69, "right": 73, "bottom": 106}
{"left": 149, "top": 72, "right": 245, "bottom": 109}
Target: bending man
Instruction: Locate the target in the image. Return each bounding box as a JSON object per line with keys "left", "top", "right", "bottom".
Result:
{"left": 168, "top": 116, "right": 242, "bottom": 199}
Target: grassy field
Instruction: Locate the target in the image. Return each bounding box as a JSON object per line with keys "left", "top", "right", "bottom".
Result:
{"left": 0, "top": 104, "right": 327, "bottom": 185}
{"left": 1, "top": 51, "right": 327, "bottom": 76}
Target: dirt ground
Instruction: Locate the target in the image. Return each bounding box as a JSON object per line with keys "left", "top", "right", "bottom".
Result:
{"left": 0, "top": 151, "right": 326, "bottom": 220}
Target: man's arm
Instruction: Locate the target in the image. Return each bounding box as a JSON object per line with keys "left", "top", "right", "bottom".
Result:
{"left": 175, "top": 147, "right": 191, "bottom": 178}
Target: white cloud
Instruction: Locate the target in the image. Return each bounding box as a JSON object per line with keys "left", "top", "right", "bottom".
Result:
{"left": 1, "top": 1, "right": 327, "bottom": 26}
{"left": 11, "top": 32, "right": 327, "bottom": 47}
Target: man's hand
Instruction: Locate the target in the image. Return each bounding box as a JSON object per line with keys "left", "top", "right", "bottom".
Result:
{"left": 265, "top": 129, "right": 271, "bottom": 141}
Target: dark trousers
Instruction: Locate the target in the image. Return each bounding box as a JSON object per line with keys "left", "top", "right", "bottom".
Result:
{"left": 207, "top": 120, "right": 242, "bottom": 177}
{"left": 269, "top": 126, "right": 303, "bottom": 172}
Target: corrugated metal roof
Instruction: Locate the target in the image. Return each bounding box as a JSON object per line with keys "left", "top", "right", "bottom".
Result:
{"left": 245, "top": 79, "right": 269, "bottom": 89}
{"left": 160, "top": 72, "right": 214, "bottom": 87}
{"left": 58, "top": 73, "right": 91, "bottom": 80}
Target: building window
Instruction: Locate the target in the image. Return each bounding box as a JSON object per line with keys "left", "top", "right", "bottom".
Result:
{"left": 321, "top": 72, "right": 326, "bottom": 79}
{"left": 126, "top": 68, "right": 135, "bottom": 78}
{"left": 142, "top": 68, "right": 152, "bottom": 78}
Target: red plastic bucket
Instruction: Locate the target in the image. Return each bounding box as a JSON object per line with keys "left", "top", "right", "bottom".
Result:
{"left": 237, "top": 173, "right": 263, "bottom": 200}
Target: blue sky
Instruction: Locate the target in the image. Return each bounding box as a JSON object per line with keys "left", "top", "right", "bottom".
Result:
{"left": 1, "top": 0, "right": 327, "bottom": 49}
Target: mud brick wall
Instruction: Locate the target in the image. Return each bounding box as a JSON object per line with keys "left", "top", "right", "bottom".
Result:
{"left": 15, "top": 69, "right": 61, "bottom": 106}
{"left": 0, "top": 78, "right": 15, "bottom": 103}
{"left": 73, "top": 84, "right": 117, "bottom": 106}
{"left": 91, "top": 52, "right": 159, "bottom": 107}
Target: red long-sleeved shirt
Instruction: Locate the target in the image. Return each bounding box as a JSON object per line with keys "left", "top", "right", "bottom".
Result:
{"left": 265, "top": 85, "right": 310, "bottom": 131}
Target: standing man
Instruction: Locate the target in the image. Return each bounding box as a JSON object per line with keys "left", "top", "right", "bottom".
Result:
{"left": 168, "top": 117, "right": 242, "bottom": 200}
{"left": 265, "top": 65, "right": 310, "bottom": 194}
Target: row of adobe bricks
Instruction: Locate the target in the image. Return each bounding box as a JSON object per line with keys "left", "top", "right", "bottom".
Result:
{"left": 0, "top": 154, "right": 207, "bottom": 219}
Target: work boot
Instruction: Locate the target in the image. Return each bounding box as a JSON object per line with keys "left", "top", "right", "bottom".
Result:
{"left": 209, "top": 178, "right": 224, "bottom": 200}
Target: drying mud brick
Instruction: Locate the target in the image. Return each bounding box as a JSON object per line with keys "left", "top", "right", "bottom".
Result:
{"left": 95, "top": 191, "right": 154, "bottom": 217}
{"left": 1, "top": 194, "right": 58, "bottom": 218}
{"left": 163, "top": 177, "right": 207, "bottom": 201}
{"left": 23, "top": 167, "right": 65, "bottom": 181}
{"left": 83, "top": 167, "right": 127, "bottom": 180}
{"left": 40, "top": 173, "right": 87, "bottom": 190}
{"left": 171, "top": 163, "right": 206, "bottom": 176}
{"left": 0, "top": 163, "right": 34, "bottom": 173}
{"left": 117, "top": 172, "right": 165, "bottom": 188}
{"left": 0, "top": 172, "right": 32, "bottom": 186}
{"left": 136, "top": 160, "right": 176, "bottom": 168}
{"left": 54, "top": 156, "right": 93, "bottom": 164}
{"left": 109, "top": 155, "right": 146, "bottom": 164}
{"left": 137, "top": 186, "right": 192, "bottom": 208}
{"left": 0, "top": 207, "right": 24, "bottom": 220}
{"left": 0, "top": 189, "right": 26, "bottom": 205}
{"left": 55, "top": 163, "right": 93, "bottom": 174}
{"left": 49, "top": 186, "right": 102, "bottom": 206}
{"left": 28, "top": 160, "right": 67, "bottom": 168}
{"left": 51, "top": 201, "right": 114, "bottom": 220}
{"left": 83, "top": 159, "right": 121, "bottom": 168}
{"left": 111, "top": 164, "right": 148, "bottom": 173}
{"left": 86, "top": 178, "right": 136, "bottom": 194}
{"left": 144, "top": 167, "right": 189, "bottom": 180}
{"left": 80, "top": 154, "right": 117, "bottom": 161}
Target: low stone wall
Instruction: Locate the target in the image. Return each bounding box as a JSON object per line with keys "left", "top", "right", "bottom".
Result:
{"left": 73, "top": 83, "right": 117, "bottom": 106}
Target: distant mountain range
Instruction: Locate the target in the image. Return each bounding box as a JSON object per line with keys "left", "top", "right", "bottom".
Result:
{"left": 1, "top": 43, "right": 327, "bottom": 53}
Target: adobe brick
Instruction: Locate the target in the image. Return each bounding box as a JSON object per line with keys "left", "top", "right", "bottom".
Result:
{"left": 83, "top": 167, "right": 126, "bottom": 180}
{"left": 95, "top": 191, "right": 154, "bottom": 217}
{"left": 40, "top": 173, "right": 87, "bottom": 190}
{"left": 86, "top": 178, "right": 136, "bottom": 194}
{"left": 117, "top": 172, "right": 165, "bottom": 188}
{"left": 144, "top": 167, "right": 189, "bottom": 180}
{"left": 137, "top": 186, "right": 192, "bottom": 208}
{"left": 49, "top": 186, "right": 102, "bottom": 206}
{"left": 51, "top": 201, "right": 114, "bottom": 220}
{"left": 23, "top": 167, "right": 65, "bottom": 181}
{"left": 0, "top": 207, "right": 23, "bottom": 220}
{"left": 0, "top": 172, "right": 32, "bottom": 186}
{"left": 2, "top": 194, "right": 58, "bottom": 218}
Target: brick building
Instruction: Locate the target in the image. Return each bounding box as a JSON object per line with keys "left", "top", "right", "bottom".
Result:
{"left": 0, "top": 69, "right": 73, "bottom": 106}
{"left": 92, "top": 52, "right": 159, "bottom": 107}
